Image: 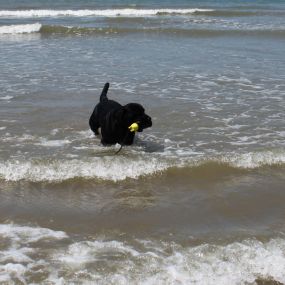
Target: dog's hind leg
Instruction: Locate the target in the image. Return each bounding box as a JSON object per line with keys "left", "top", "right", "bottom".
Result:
{"left": 89, "top": 107, "right": 101, "bottom": 135}
{"left": 89, "top": 117, "right": 100, "bottom": 135}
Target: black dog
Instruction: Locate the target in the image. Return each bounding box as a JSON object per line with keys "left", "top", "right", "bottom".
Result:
{"left": 89, "top": 83, "right": 152, "bottom": 146}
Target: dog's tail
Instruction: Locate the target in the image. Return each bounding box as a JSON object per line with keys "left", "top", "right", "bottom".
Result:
{"left": 100, "top": 82, "right": 109, "bottom": 103}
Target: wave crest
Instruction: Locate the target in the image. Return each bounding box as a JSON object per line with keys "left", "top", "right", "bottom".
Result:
{"left": 0, "top": 23, "right": 41, "bottom": 34}
{"left": 0, "top": 150, "right": 284, "bottom": 182}
{"left": 0, "top": 156, "right": 169, "bottom": 182}
{"left": 38, "top": 25, "right": 285, "bottom": 38}
{"left": 0, "top": 8, "right": 213, "bottom": 18}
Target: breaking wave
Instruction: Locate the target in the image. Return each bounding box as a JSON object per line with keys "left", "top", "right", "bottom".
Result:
{"left": 0, "top": 23, "right": 41, "bottom": 34}
{"left": 1, "top": 24, "right": 283, "bottom": 38}
{"left": 46, "top": 26, "right": 285, "bottom": 38}
{"left": 0, "top": 156, "right": 170, "bottom": 182}
{"left": 1, "top": 223, "right": 285, "bottom": 284}
{"left": 52, "top": 238, "right": 285, "bottom": 284}
{"left": 0, "top": 8, "right": 284, "bottom": 19}
{"left": 0, "top": 150, "right": 284, "bottom": 182}
{"left": 0, "top": 8, "right": 213, "bottom": 18}
{"left": 2, "top": 24, "right": 284, "bottom": 38}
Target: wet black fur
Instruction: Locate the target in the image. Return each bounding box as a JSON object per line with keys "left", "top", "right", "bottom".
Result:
{"left": 89, "top": 83, "right": 152, "bottom": 146}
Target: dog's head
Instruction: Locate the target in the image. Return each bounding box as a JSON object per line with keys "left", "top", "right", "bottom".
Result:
{"left": 118, "top": 103, "right": 152, "bottom": 132}
{"left": 104, "top": 103, "right": 152, "bottom": 145}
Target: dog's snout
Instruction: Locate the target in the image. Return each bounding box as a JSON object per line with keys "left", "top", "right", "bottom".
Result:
{"left": 146, "top": 115, "right": 152, "bottom": 127}
{"left": 142, "top": 114, "right": 152, "bottom": 128}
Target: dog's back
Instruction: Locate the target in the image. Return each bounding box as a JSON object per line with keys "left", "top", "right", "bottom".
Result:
{"left": 89, "top": 82, "right": 121, "bottom": 135}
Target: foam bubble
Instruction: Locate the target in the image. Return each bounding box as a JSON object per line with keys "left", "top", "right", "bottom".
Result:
{"left": 0, "top": 23, "right": 41, "bottom": 34}
{"left": 50, "top": 129, "right": 60, "bottom": 136}
{"left": 0, "top": 263, "right": 27, "bottom": 283}
{"left": 74, "top": 129, "right": 95, "bottom": 139}
{"left": 0, "top": 9, "right": 213, "bottom": 18}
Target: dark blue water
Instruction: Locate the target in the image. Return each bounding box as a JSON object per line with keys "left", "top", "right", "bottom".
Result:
{"left": 0, "top": 0, "right": 285, "bottom": 8}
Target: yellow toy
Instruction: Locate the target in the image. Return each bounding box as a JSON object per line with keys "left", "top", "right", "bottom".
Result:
{"left": 128, "top": 122, "right": 139, "bottom": 132}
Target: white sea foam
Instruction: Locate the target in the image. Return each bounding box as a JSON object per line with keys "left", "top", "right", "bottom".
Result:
{"left": 51, "top": 238, "right": 285, "bottom": 284}
{"left": 1, "top": 133, "right": 37, "bottom": 143}
{"left": 0, "top": 150, "right": 284, "bottom": 182}
{"left": 0, "top": 23, "right": 41, "bottom": 34}
{"left": 0, "top": 156, "right": 170, "bottom": 182}
{"left": 0, "top": 224, "right": 68, "bottom": 284}
{"left": 1, "top": 223, "right": 285, "bottom": 284}
{"left": 0, "top": 224, "right": 68, "bottom": 243}
{"left": 74, "top": 129, "right": 95, "bottom": 139}
{"left": 0, "top": 9, "right": 213, "bottom": 18}
{"left": 0, "top": 95, "right": 13, "bottom": 100}
{"left": 50, "top": 128, "right": 60, "bottom": 136}
{"left": 36, "top": 138, "right": 71, "bottom": 147}
{"left": 223, "top": 150, "right": 285, "bottom": 168}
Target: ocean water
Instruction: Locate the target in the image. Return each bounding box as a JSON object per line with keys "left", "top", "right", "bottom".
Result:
{"left": 0, "top": 0, "right": 285, "bottom": 284}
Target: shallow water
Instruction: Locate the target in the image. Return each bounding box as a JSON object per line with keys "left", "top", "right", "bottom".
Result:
{"left": 0, "top": 0, "right": 285, "bottom": 284}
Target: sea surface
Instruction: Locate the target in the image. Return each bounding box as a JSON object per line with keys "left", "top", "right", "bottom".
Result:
{"left": 0, "top": 0, "right": 285, "bottom": 284}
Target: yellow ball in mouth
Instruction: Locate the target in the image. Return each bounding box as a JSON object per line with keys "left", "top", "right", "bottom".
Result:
{"left": 128, "top": 122, "right": 139, "bottom": 132}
